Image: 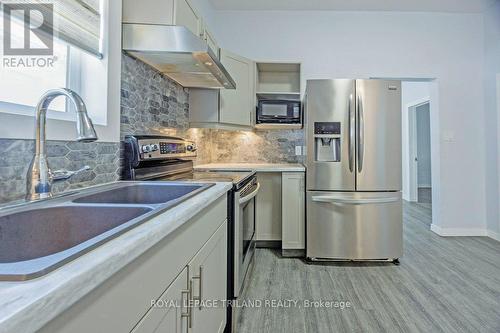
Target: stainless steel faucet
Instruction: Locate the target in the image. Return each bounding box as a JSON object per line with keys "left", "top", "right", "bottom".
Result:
{"left": 26, "top": 88, "right": 98, "bottom": 201}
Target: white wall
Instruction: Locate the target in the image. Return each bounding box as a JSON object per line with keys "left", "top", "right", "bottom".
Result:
{"left": 483, "top": 0, "right": 500, "bottom": 240}
{"left": 401, "top": 81, "right": 431, "bottom": 201}
{"left": 212, "top": 10, "right": 488, "bottom": 234}
{"left": 416, "top": 103, "right": 431, "bottom": 188}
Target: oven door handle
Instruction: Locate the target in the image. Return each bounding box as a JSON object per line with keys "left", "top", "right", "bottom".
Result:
{"left": 238, "top": 183, "right": 261, "bottom": 205}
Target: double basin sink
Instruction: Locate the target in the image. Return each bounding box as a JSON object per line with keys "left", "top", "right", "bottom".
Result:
{"left": 0, "top": 182, "right": 213, "bottom": 281}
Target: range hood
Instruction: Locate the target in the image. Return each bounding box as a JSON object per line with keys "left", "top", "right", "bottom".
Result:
{"left": 122, "top": 24, "right": 236, "bottom": 89}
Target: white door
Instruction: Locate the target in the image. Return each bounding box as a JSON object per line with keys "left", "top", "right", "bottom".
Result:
{"left": 131, "top": 267, "right": 189, "bottom": 333}
{"left": 188, "top": 221, "right": 227, "bottom": 333}
{"left": 219, "top": 49, "right": 254, "bottom": 127}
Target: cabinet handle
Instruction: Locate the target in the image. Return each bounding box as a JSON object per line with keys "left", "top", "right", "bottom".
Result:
{"left": 188, "top": 280, "right": 194, "bottom": 328}
{"left": 191, "top": 266, "right": 203, "bottom": 310}
{"left": 181, "top": 284, "right": 192, "bottom": 330}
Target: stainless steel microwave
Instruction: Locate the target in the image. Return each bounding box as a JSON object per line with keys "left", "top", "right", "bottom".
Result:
{"left": 256, "top": 100, "right": 301, "bottom": 124}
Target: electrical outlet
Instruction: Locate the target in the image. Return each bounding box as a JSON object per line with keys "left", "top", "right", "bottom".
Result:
{"left": 295, "top": 146, "right": 302, "bottom": 156}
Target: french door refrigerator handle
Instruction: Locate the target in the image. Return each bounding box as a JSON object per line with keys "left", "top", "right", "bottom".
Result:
{"left": 311, "top": 196, "right": 399, "bottom": 204}
{"left": 357, "top": 95, "right": 364, "bottom": 173}
{"left": 348, "top": 93, "right": 355, "bottom": 172}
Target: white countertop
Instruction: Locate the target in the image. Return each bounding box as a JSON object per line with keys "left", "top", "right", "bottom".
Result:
{"left": 194, "top": 163, "right": 305, "bottom": 172}
{"left": 0, "top": 182, "right": 232, "bottom": 333}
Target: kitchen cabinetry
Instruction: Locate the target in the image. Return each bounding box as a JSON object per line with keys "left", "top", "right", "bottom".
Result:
{"left": 281, "top": 172, "right": 305, "bottom": 250}
{"left": 201, "top": 24, "right": 219, "bottom": 56}
{"left": 123, "top": 0, "right": 201, "bottom": 36}
{"left": 255, "top": 173, "right": 282, "bottom": 242}
{"left": 188, "top": 222, "right": 227, "bottom": 333}
{"left": 39, "top": 196, "right": 227, "bottom": 333}
{"left": 255, "top": 62, "right": 302, "bottom": 130}
{"left": 189, "top": 50, "right": 255, "bottom": 130}
{"left": 219, "top": 49, "right": 255, "bottom": 127}
{"left": 132, "top": 267, "right": 188, "bottom": 333}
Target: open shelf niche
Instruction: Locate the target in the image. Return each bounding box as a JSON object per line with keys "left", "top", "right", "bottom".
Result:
{"left": 255, "top": 62, "right": 302, "bottom": 130}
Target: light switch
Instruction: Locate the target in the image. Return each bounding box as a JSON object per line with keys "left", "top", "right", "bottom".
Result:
{"left": 295, "top": 146, "right": 302, "bottom": 156}
{"left": 443, "top": 131, "right": 455, "bottom": 143}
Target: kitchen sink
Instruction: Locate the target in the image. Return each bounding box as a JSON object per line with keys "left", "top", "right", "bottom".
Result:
{"left": 0, "top": 205, "right": 152, "bottom": 264}
{"left": 73, "top": 183, "right": 204, "bottom": 205}
{"left": 0, "top": 181, "right": 213, "bottom": 281}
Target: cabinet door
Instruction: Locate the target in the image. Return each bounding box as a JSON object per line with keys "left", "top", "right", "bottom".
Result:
{"left": 188, "top": 221, "right": 227, "bottom": 333}
{"left": 203, "top": 27, "right": 219, "bottom": 57}
{"left": 282, "top": 172, "right": 305, "bottom": 249}
{"left": 123, "top": 0, "right": 175, "bottom": 25}
{"left": 132, "top": 267, "right": 189, "bottom": 333}
{"left": 219, "top": 49, "right": 255, "bottom": 127}
{"left": 174, "top": 0, "right": 201, "bottom": 36}
{"left": 256, "top": 173, "right": 282, "bottom": 241}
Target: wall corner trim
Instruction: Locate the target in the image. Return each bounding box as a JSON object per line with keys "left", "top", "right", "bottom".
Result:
{"left": 430, "top": 224, "right": 488, "bottom": 237}
{"left": 487, "top": 230, "right": 500, "bottom": 242}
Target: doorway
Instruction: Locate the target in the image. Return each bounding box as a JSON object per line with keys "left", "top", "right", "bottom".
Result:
{"left": 400, "top": 80, "right": 434, "bottom": 228}
{"left": 410, "top": 102, "right": 432, "bottom": 204}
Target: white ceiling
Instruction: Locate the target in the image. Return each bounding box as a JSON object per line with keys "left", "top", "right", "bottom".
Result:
{"left": 209, "top": 0, "right": 494, "bottom": 13}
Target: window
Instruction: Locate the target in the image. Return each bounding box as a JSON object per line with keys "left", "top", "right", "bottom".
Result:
{"left": 0, "top": 0, "right": 121, "bottom": 142}
{"left": 0, "top": 16, "right": 82, "bottom": 121}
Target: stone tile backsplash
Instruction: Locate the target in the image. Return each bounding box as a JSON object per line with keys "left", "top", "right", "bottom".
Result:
{"left": 209, "top": 129, "right": 305, "bottom": 164}
{"left": 0, "top": 53, "right": 304, "bottom": 203}
{"left": 120, "top": 53, "right": 190, "bottom": 137}
{"left": 0, "top": 139, "right": 120, "bottom": 203}
{"left": 120, "top": 53, "right": 214, "bottom": 165}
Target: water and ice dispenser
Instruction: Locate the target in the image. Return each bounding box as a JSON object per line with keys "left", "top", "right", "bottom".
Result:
{"left": 314, "top": 122, "right": 341, "bottom": 162}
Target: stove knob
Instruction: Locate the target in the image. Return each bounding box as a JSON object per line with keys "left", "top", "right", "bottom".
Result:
{"left": 151, "top": 144, "right": 159, "bottom": 151}
{"left": 186, "top": 144, "right": 197, "bottom": 152}
{"left": 142, "top": 145, "right": 151, "bottom": 153}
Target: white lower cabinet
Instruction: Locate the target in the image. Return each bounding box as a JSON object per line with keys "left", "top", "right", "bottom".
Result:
{"left": 133, "top": 222, "right": 227, "bottom": 333}
{"left": 281, "top": 172, "right": 305, "bottom": 249}
{"left": 254, "top": 171, "right": 305, "bottom": 251}
{"left": 188, "top": 221, "right": 227, "bottom": 333}
{"left": 132, "top": 267, "right": 189, "bottom": 333}
{"left": 255, "top": 173, "right": 282, "bottom": 241}
{"left": 39, "top": 196, "right": 227, "bottom": 333}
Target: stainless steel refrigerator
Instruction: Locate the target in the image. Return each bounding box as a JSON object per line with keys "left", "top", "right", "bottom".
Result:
{"left": 305, "top": 79, "right": 403, "bottom": 262}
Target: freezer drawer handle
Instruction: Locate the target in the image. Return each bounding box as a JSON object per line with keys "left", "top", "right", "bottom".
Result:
{"left": 311, "top": 196, "right": 399, "bottom": 204}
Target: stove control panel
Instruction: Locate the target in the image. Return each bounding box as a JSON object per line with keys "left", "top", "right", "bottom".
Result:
{"left": 132, "top": 137, "right": 197, "bottom": 160}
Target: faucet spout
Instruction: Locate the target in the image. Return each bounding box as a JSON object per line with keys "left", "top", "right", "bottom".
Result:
{"left": 26, "top": 88, "right": 98, "bottom": 201}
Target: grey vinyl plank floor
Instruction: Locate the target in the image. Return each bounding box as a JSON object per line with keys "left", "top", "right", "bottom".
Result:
{"left": 236, "top": 203, "right": 500, "bottom": 333}
{"left": 418, "top": 188, "right": 432, "bottom": 204}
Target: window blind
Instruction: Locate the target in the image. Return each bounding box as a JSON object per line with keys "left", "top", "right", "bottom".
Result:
{"left": 1, "top": 0, "right": 102, "bottom": 58}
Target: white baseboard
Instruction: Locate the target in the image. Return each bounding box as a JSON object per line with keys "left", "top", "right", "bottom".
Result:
{"left": 487, "top": 230, "right": 500, "bottom": 242}
{"left": 430, "top": 224, "right": 488, "bottom": 236}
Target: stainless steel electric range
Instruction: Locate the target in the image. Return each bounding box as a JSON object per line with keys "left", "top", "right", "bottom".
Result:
{"left": 122, "top": 135, "right": 258, "bottom": 332}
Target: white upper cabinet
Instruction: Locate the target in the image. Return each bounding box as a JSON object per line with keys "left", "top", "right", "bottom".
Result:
{"left": 202, "top": 24, "right": 219, "bottom": 57}
{"left": 219, "top": 49, "right": 255, "bottom": 127}
{"left": 123, "top": 0, "right": 175, "bottom": 25}
{"left": 123, "top": 0, "right": 201, "bottom": 36}
{"left": 189, "top": 49, "right": 256, "bottom": 130}
{"left": 174, "top": 0, "right": 201, "bottom": 36}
